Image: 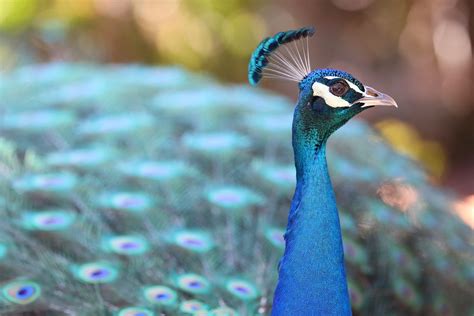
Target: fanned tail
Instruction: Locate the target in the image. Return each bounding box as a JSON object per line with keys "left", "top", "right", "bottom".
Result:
{"left": 0, "top": 64, "right": 472, "bottom": 316}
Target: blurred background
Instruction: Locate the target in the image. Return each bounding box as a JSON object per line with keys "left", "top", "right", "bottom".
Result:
{"left": 0, "top": 0, "right": 472, "bottom": 222}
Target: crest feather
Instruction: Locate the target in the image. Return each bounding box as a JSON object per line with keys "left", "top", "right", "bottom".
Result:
{"left": 248, "top": 27, "right": 315, "bottom": 85}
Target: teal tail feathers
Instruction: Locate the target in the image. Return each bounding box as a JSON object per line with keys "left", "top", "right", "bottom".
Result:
{"left": 0, "top": 64, "right": 472, "bottom": 316}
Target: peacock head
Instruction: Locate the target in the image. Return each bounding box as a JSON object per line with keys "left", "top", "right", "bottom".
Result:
{"left": 248, "top": 27, "right": 397, "bottom": 140}
{"left": 294, "top": 68, "right": 397, "bottom": 138}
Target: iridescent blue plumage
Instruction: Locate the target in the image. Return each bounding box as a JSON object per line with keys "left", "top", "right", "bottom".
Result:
{"left": 249, "top": 30, "right": 397, "bottom": 315}
{"left": 299, "top": 68, "right": 365, "bottom": 92}
{"left": 272, "top": 145, "right": 351, "bottom": 315}
{"left": 271, "top": 67, "right": 368, "bottom": 315}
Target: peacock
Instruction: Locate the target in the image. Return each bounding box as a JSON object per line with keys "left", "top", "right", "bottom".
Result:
{"left": 0, "top": 28, "right": 472, "bottom": 316}
{"left": 249, "top": 27, "right": 400, "bottom": 315}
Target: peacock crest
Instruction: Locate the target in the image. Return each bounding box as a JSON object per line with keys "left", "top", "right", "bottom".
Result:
{"left": 248, "top": 27, "right": 315, "bottom": 85}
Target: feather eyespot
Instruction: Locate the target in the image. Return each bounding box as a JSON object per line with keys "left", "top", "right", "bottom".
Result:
{"left": 2, "top": 281, "right": 41, "bottom": 305}
{"left": 143, "top": 285, "right": 178, "bottom": 306}
{"left": 104, "top": 235, "right": 149, "bottom": 256}
{"left": 73, "top": 262, "right": 119, "bottom": 284}
{"left": 118, "top": 307, "right": 154, "bottom": 316}
{"left": 175, "top": 273, "right": 211, "bottom": 295}
{"left": 179, "top": 300, "right": 209, "bottom": 314}
{"left": 329, "top": 80, "right": 349, "bottom": 97}
{"left": 225, "top": 279, "right": 259, "bottom": 300}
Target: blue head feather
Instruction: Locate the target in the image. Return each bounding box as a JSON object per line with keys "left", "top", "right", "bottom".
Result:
{"left": 248, "top": 27, "right": 315, "bottom": 85}
{"left": 300, "top": 68, "right": 365, "bottom": 92}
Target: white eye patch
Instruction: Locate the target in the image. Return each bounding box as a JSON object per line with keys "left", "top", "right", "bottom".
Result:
{"left": 323, "top": 76, "right": 365, "bottom": 95}
{"left": 311, "top": 77, "right": 366, "bottom": 108}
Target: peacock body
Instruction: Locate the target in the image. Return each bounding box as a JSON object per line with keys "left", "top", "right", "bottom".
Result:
{"left": 0, "top": 63, "right": 472, "bottom": 316}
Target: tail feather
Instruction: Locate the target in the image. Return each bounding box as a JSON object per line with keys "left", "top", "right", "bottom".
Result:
{"left": 0, "top": 64, "right": 472, "bottom": 315}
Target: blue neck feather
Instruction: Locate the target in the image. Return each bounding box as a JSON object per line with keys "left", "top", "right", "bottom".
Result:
{"left": 271, "top": 107, "right": 351, "bottom": 315}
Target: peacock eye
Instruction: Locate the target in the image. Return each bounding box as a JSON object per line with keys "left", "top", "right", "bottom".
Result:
{"left": 329, "top": 80, "right": 349, "bottom": 97}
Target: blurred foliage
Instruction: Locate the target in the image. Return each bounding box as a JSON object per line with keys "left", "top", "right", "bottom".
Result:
{"left": 0, "top": 0, "right": 38, "bottom": 30}
{"left": 376, "top": 120, "right": 446, "bottom": 180}
{"left": 0, "top": 0, "right": 472, "bottom": 195}
{"left": 0, "top": 0, "right": 266, "bottom": 80}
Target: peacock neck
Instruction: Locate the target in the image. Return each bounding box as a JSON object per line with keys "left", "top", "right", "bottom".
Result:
{"left": 271, "top": 118, "right": 351, "bottom": 315}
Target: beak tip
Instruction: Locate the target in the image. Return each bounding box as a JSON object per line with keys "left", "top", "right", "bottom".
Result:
{"left": 359, "top": 86, "right": 398, "bottom": 109}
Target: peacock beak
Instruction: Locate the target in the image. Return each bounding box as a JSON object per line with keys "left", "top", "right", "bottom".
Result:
{"left": 355, "top": 86, "right": 398, "bottom": 108}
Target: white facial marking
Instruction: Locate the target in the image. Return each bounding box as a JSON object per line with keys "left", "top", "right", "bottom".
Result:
{"left": 311, "top": 81, "right": 351, "bottom": 108}
{"left": 311, "top": 76, "right": 371, "bottom": 108}
{"left": 324, "top": 76, "right": 366, "bottom": 95}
